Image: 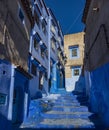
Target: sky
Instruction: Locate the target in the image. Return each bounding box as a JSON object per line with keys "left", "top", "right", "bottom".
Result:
{"left": 44, "top": 0, "right": 85, "bottom": 35}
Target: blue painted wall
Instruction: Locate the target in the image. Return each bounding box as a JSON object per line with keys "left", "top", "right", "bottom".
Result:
{"left": 0, "top": 60, "right": 12, "bottom": 129}
{"left": 0, "top": 60, "right": 30, "bottom": 128}
{"left": 13, "top": 69, "right": 29, "bottom": 123}
{"left": 85, "top": 62, "right": 109, "bottom": 127}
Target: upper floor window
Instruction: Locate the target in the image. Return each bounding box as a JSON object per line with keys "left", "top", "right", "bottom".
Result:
{"left": 18, "top": 7, "right": 24, "bottom": 24}
{"left": 34, "top": 33, "right": 41, "bottom": 50}
{"left": 45, "top": 49, "right": 48, "bottom": 59}
{"left": 41, "top": 48, "right": 45, "bottom": 58}
{"left": 40, "top": 42, "right": 47, "bottom": 59}
{"left": 34, "top": 4, "right": 41, "bottom": 27}
{"left": 42, "top": 19, "right": 47, "bottom": 34}
{"left": 31, "top": 63, "right": 37, "bottom": 76}
{"left": 72, "top": 66, "right": 81, "bottom": 77}
{"left": 69, "top": 45, "right": 79, "bottom": 59}
{"left": 37, "top": 0, "right": 43, "bottom": 9}
{"left": 51, "top": 20, "right": 56, "bottom": 35}
{"left": 51, "top": 37, "right": 56, "bottom": 51}
{"left": 44, "top": 71, "right": 47, "bottom": 80}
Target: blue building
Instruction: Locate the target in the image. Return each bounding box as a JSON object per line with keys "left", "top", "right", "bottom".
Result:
{"left": 0, "top": 0, "right": 32, "bottom": 127}
{"left": 82, "top": 0, "right": 109, "bottom": 127}
{"left": 48, "top": 9, "right": 66, "bottom": 93}
{"left": 29, "top": 0, "right": 49, "bottom": 98}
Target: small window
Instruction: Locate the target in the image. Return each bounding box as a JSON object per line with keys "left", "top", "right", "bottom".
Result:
{"left": 42, "top": 19, "right": 47, "bottom": 34}
{"left": 34, "top": 39, "right": 39, "bottom": 50}
{"left": 45, "top": 71, "right": 47, "bottom": 80}
{"left": 41, "top": 48, "right": 44, "bottom": 58}
{"left": 51, "top": 37, "right": 56, "bottom": 51}
{"left": 69, "top": 45, "right": 79, "bottom": 59}
{"left": 45, "top": 49, "right": 48, "bottom": 58}
{"left": 19, "top": 8, "right": 24, "bottom": 23}
{"left": 72, "top": 49, "right": 77, "bottom": 57}
{"left": 34, "top": 11, "right": 40, "bottom": 27}
{"left": 74, "top": 69, "right": 80, "bottom": 76}
{"left": 37, "top": 0, "right": 43, "bottom": 9}
{"left": 33, "top": 33, "right": 41, "bottom": 50}
{"left": 72, "top": 66, "right": 81, "bottom": 77}
{"left": 31, "top": 63, "right": 37, "bottom": 76}
{"left": 0, "top": 93, "right": 7, "bottom": 105}
{"left": 34, "top": 4, "right": 41, "bottom": 27}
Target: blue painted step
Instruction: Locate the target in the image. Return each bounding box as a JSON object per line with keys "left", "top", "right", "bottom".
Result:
{"left": 52, "top": 106, "right": 88, "bottom": 112}
{"left": 41, "top": 113, "right": 92, "bottom": 119}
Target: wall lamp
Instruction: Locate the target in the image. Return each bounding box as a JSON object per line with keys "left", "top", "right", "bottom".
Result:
{"left": 93, "top": 7, "right": 99, "bottom": 12}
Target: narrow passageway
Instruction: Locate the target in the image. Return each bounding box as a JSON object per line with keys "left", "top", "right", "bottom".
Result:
{"left": 17, "top": 92, "right": 104, "bottom": 130}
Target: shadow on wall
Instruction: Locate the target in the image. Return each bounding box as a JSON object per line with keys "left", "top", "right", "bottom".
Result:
{"left": 74, "top": 75, "right": 86, "bottom": 93}
{"left": 0, "top": 112, "right": 12, "bottom": 130}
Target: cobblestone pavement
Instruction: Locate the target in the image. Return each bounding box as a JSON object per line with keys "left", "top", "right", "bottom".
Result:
{"left": 18, "top": 92, "right": 104, "bottom": 129}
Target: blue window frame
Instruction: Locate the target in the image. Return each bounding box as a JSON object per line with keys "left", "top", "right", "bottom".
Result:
{"left": 0, "top": 93, "right": 7, "bottom": 105}
{"left": 69, "top": 45, "right": 79, "bottom": 59}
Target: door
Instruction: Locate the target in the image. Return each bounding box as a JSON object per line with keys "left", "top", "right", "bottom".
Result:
{"left": 12, "top": 89, "right": 19, "bottom": 124}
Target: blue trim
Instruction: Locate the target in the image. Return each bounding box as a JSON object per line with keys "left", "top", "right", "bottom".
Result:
{"left": 50, "top": 58, "right": 55, "bottom": 64}
{"left": 40, "top": 43, "right": 47, "bottom": 50}
{"left": 68, "top": 45, "right": 78, "bottom": 49}
{"left": 32, "top": 59, "right": 40, "bottom": 67}
{"left": 69, "top": 46, "right": 79, "bottom": 59}
{"left": 0, "top": 59, "right": 11, "bottom": 65}
{"left": 33, "top": 33, "right": 41, "bottom": 43}
{"left": 38, "top": 66, "right": 46, "bottom": 72}
{"left": 71, "top": 66, "right": 81, "bottom": 69}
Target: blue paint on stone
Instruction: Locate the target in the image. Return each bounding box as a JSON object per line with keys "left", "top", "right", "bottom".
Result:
{"left": 85, "top": 62, "right": 109, "bottom": 127}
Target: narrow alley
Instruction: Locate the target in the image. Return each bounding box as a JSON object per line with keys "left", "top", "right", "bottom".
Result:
{"left": 1, "top": 0, "right": 109, "bottom": 130}
{"left": 15, "top": 92, "right": 104, "bottom": 130}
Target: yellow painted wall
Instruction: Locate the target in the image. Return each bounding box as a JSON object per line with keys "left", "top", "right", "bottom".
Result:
{"left": 64, "top": 32, "right": 84, "bottom": 78}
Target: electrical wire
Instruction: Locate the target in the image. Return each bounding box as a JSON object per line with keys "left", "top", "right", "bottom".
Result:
{"left": 65, "top": 8, "right": 83, "bottom": 34}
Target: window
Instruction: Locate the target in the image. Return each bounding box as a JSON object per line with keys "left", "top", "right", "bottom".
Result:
{"left": 72, "top": 49, "right": 77, "bottom": 57}
{"left": 34, "top": 33, "right": 41, "bottom": 50}
{"left": 0, "top": 93, "right": 7, "bottom": 105}
{"left": 34, "top": 39, "right": 39, "bottom": 50}
{"left": 44, "top": 71, "right": 47, "bottom": 80}
{"left": 42, "top": 19, "right": 47, "bottom": 34}
{"left": 74, "top": 69, "right": 80, "bottom": 76}
{"left": 37, "top": 0, "right": 43, "bottom": 9}
{"left": 19, "top": 8, "right": 24, "bottom": 23}
{"left": 51, "top": 20, "right": 56, "bottom": 34}
{"left": 41, "top": 48, "right": 44, "bottom": 58}
{"left": 51, "top": 37, "right": 56, "bottom": 51}
{"left": 45, "top": 49, "right": 48, "bottom": 59}
{"left": 34, "top": 11, "right": 40, "bottom": 26}
{"left": 34, "top": 5, "right": 41, "bottom": 27}
{"left": 69, "top": 45, "right": 79, "bottom": 59}
{"left": 72, "top": 66, "right": 81, "bottom": 77}
{"left": 31, "top": 63, "right": 37, "bottom": 76}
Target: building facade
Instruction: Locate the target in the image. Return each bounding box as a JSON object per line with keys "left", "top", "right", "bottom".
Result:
{"left": 82, "top": 0, "right": 109, "bottom": 126}
{"left": 64, "top": 32, "right": 84, "bottom": 92}
{"left": 29, "top": 0, "right": 49, "bottom": 98}
{"left": 48, "top": 9, "right": 66, "bottom": 94}
{"left": 27, "top": 0, "right": 66, "bottom": 96}
{"left": 0, "top": 0, "right": 66, "bottom": 128}
{"left": 0, "top": 0, "right": 32, "bottom": 127}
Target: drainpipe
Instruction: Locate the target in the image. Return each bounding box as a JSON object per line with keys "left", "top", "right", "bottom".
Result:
{"left": 8, "top": 65, "right": 15, "bottom": 120}
{"left": 48, "top": 16, "right": 51, "bottom": 92}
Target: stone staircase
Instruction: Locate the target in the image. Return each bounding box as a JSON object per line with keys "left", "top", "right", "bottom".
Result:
{"left": 18, "top": 92, "right": 104, "bottom": 130}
